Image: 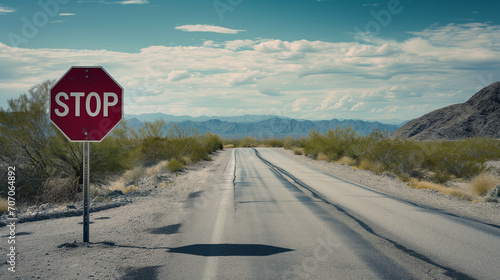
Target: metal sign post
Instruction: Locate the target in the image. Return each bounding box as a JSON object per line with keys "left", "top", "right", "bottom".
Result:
{"left": 82, "top": 142, "right": 90, "bottom": 243}
{"left": 49, "top": 66, "right": 123, "bottom": 244}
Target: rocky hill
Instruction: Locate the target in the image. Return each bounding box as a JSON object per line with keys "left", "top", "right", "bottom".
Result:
{"left": 391, "top": 82, "right": 500, "bottom": 140}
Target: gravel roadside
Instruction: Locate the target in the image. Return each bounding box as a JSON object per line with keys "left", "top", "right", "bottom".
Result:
{"left": 0, "top": 149, "right": 229, "bottom": 280}
{"left": 274, "top": 148, "right": 500, "bottom": 227}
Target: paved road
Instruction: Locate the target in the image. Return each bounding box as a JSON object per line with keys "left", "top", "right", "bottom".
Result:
{"left": 162, "top": 148, "right": 500, "bottom": 279}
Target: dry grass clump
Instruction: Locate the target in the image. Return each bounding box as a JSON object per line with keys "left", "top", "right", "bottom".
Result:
{"left": 223, "top": 144, "right": 235, "bottom": 149}
{"left": 0, "top": 198, "right": 8, "bottom": 213}
{"left": 339, "top": 156, "right": 356, "bottom": 166}
{"left": 293, "top": 147, "right": 304, "bottom": 156}
{"left": 146, "top": 161, "right": 169, "bottom": 177}
{"left": 358, "top": 159, "right": 372, "bottom": 170}
{"left": 40, "top": 177, "right": 79, "bottom": 203}
{"left": 411, "top": 180, "right": 472, "bottom": 200}
{"left": 122, "top": 166, "right": 145, "bottom": 182}
{"left": 371, "top": 162, "right": 385, "bottom": 175}
{"left": 123, "top": 185, "right": 138, "bottom": 194}
{"left": 317, "top": 152, "right": 329, "bottom": 161}
{"left": 470, "top": 173, "right": 500, "bottom": 196}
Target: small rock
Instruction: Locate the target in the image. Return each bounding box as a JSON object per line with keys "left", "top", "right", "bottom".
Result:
{"left": 126, "top": 180, "right": 135, "bottom": 186}
{"left": 40, "top": 203, "right": 51, "bottom": 210}
{"left": 66, "top": 205, "right": 76, "bottom": 210}
{"left": 489, "top": 185, "right": 500, "bottom": 198}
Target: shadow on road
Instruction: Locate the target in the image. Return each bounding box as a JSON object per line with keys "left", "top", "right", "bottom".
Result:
{"left": 149, "top": 223, "right": 182, "bottom": 235}
{"left": 168, "top": 243, "right": 294, "bottom": 257}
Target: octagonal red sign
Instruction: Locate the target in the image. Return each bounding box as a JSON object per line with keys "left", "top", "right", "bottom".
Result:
{"left": 50, "top": 66, "right": 123, "bottom": 142}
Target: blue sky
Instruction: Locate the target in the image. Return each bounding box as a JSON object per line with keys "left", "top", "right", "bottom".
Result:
{"left": 0, "top": 0, "right": 499, "bottom": 122}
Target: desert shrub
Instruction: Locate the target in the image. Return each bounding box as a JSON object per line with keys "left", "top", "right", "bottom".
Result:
{"left": 419, "top": 138, "right": 499, "bottom": 182}
{"left": 239, "top": 137, "right": 259, "bottom": 147}
{"left": 0, "top": 81, "right": 223, "bottom": 205}
{"left": 304, "top": 127, "right": 360, "bottom": 161}
{"left": 340, "top": 156, "right": 356, "bottom": 166}
{"left": 293, "top": 147, "right": 304, "bottom": 156}
{"left": 167, "top": 158, "right": 187, "bottom": 172}
{"left": 362, "top": 130, "right": 424, "bottom": 178}
{"left": 39, "top": 177, "right": 80, "bottom": 204}
{"left": 189, "top": 138, "right": 212, "bottom": 163}
{"left": 262, "top": 139, "right": 284, "bottom": 147}
{"left": 202, "top": 132, "right": 223, "bottom": 154}
{"left": 284, "top": 136, "right": 301, "bottom": 150}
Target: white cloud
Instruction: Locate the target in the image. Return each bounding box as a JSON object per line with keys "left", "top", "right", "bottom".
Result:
{"left": 225, "top": 39, "right": 258, "bottom": 50}
{"left": 175, "top": 24, "right": 245, "bottom": 34}
{"left": 227, "top": 70, "right": 265, "bottom": 86}
{"left": 167, "top": 70, "right": 190, "bottom": 82}
{"left": 59, "top": 13, "right": 76, "bottom": 16}
{"left": 350, "top": 102, "right": 366, "bottom": 111}
{"left": 292, "top": 98, "right": 307, "bottom": 112}
{"left": 0, "top": 5, "right": 15, "bottom": 13}
{"left": 1, "top": 22, "right": 499, "bottom": 121}
{"left": 116, "top": 0, "right": 149, "bottom": 4}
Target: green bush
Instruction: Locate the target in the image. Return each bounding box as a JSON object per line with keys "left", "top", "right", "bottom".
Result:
{"left": 300, "top": 128, "right": 500, "bottom": 184}
{"left": 304, "top": 127, "right": 360, "bottom": 161}
{"left": 239, "top": 137, "right": 259, "bottom": 147}
{"left": 167, "top": 158, "right": 187, "bottom": 173}
{"left": 263, "top": 138, "right": 284, "bottom": 147}
{"left": 284, "top": 136, "right": 302, "bottom": 150}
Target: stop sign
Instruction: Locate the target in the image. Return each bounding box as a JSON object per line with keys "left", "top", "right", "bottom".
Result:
{"left": 50, "top": 66, "right": 123, "bottom": 142}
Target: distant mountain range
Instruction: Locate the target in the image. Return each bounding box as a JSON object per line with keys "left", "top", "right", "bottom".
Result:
{"left": 124, "top": 113, "right": 292, "bottom": 124}
{"left": 124, "top": 113, "right": 401, "bottom": 139}
{"left": 392, "top": 81, "right": 500, "bottom": 140}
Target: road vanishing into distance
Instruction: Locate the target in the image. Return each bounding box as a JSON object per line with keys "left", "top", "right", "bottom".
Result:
{"left": 162, "top": 148, "right": 500, "bottom": 280}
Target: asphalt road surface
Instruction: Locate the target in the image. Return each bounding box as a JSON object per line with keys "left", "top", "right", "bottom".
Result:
{"left": 161, "top": 148, "right": 500, "bottom": 280}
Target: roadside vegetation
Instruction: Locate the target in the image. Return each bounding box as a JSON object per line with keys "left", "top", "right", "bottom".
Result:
{"left": 223, "top": 137, "right": 285, "bottom": 148}
{"left": 286, "top": 128, "right": 500, "bottom": 201}
{"left": 0, "top": 81, "right": 223, "bottom": 208}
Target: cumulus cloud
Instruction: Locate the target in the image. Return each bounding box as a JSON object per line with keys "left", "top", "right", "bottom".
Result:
{"left": 292, "top": 98, "right": 307, "bottom": 112}
{"left": 1, "top": 22, "right": 499, "bottom": 121}
{"left": 227, "top": 70, "right": 264, "bottom": 86}
{"left": 116, "top": 0, "right": 149, "bottom": 4}
{"left": 225, "top": 39, "right": 258, "bottom": 50}
{"left": 167, "top": 70, "right": 190, "bottom": 82}
{"left": 175, "top": 24, "right": 245, "bottom": 34}
{"left": 254, "top": 39, "right": 319, "bottom": 53}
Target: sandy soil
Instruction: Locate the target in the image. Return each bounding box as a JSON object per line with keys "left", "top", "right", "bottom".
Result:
{"left": 0, "top": 150, "right": 229, "bottom": 280}
{"left": 275, "top": 148, "right": 500, "bottom": 227}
